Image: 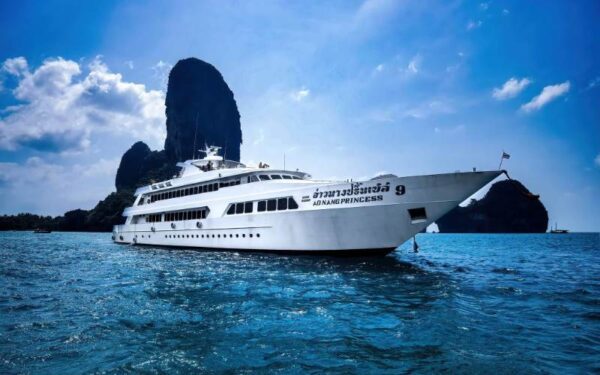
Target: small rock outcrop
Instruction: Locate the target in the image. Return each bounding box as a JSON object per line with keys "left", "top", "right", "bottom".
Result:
{"left": 436, "top": 179, "right": 548, "bottom": 233}
{"left": 165, "top": 58, "right": 242, "bottom": 162}
{"left": 115, "top": 141, "right": 152, "bottom": 191}
{"left": 115, "top": 142, "right": 176, "bottom": 191}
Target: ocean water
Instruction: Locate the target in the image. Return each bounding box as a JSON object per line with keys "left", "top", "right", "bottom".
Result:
{"left": 0, "top": 232, "right": 598, "bottom": 374}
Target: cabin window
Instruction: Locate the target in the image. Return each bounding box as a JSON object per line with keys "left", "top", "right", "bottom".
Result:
{"left": 282, "top": 175, "right": 292, "bottom": 180}
{"left": 277, "top": 197, "right": 287, "bottom": 210}
{"left": 235, "top": 203, "right": 244, "bottom": 214}
{"left": 288, "top": 197, "right": 299, "bottom": 209}
{"left": 208, "top": 184, "right": 214, "bottom": 192}
{"left": 244, "top": 202, "right": 253, "bottom": 213}
{"left": 408, "top": 207, "right": 427, "bottom": 223}
{"left": 258, "top": 201, "right": 266, "bottom": 212}
{"left": 267, "top": 199, "right": 276, "bottom": 211}
{"left": 227, "top": 205, "right": 235, "bottom": 215}
{"left": 259, "top": 175, "right": 271, "bottom": 181}
{"left": 250, "top": 175, "right": 259, "bottom": 183}
{"left": 271, "top": 175, "right": 282, "bottom": 180}
{"left": 213, "top": 183, "right": 218, "bottom": 191}
{"left": 292, "top": 176, "right": 301, "bottom": 180}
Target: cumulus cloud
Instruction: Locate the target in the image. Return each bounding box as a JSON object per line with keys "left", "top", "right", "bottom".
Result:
{"left": 2, "top": 57, "right": 28, "bottom": 76}
{"left": 492, "top": 77, "right": 531, "bottom": 100}
{"left": 521, "top": 81, "right": 570, "bottom": 112}
{"left": 290, "top": 87, "right": 310, "bottom": 102}
{"left": 0, "top": 56, "right": 166, "bottom": 152}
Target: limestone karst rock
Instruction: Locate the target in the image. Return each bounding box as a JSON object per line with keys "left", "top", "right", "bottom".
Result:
{"left": 164, "top": 57, "right": 242, "bottom": 163}
{"left": 436, "top": 179, "right": 548, "bottom": 233}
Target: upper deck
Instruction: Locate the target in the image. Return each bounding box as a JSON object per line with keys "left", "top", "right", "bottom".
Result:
{"left": 134, "top": 145, "right": 311, "bottom": 199}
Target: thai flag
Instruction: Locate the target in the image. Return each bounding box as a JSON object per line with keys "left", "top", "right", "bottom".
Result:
{"left": 502, "top": 152, "right": 511, "bottom": 159}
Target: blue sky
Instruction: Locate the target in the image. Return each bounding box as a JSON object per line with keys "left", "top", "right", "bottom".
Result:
{"left": 0, "top": 0, "right": 598, "bottom": 231}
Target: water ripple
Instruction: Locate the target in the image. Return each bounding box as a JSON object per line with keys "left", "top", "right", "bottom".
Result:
{"left": 0, "top": 232, "right": 598, "bottom": 373}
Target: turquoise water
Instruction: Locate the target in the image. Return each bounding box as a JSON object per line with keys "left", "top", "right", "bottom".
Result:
{"left": 1, "top": 232, "right": 598, "bottom": 373}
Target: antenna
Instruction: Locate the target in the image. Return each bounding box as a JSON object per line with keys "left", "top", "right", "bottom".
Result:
{"left": 192, "top": 112, "right": 199, "bottom": 159}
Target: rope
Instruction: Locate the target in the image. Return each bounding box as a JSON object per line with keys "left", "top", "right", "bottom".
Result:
{"left": 501, "top": 170, "right": 540, "bottom": 200}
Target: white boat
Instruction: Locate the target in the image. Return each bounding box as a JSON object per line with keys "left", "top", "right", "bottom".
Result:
{"left": 112, "top": 146, "right": 501, "bottom": 255}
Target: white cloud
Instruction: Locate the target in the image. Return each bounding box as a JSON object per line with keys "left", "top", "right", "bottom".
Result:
{"left": 125, "top": 60, "right": 134, "bottom": 70}
{"left": 151, "top": 60, "right": 173, "bottom": 89}
{"left": 374, "top": 64, "right": 385, "bottom": 73}
{"left": 492, "top": 77, "right": 531, "bottom": 100}
{"left": 595, "top": 154, "right": 600, "bottom": 167}
{"left": 467, "top": 20, "right": 482, "bottom": 30}
{"left": 479, "top": 3, "right": 489, "bottom": 11}
{"left": 406, "top": 55, "right": 421, "bottom": 74}
{"left": 0, "top": 156, "right": 119, "bottom": 215}
{"left": 502, "top": 9, "right": 510, "bottom": 15}
{"left": 588, "top": 76, "right": 600, "bottom": 89}
{"left": 0, "top": 56, "right": 166, "bottom": 152}
{"left": 404, "top": 100, "right": 454, "bottom": 119}
{"left": 2, "top": 57, "right": 28, "bottom": 76}
{"left": 290, "top": 87, "right": 310, "bottom": 102}
{"left": 521, "top": 81, "right": 570, "bottom": 113}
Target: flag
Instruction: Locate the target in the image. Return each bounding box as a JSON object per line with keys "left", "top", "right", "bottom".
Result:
{"left": 502, "top": 152, "right": 511, "bottom": 160}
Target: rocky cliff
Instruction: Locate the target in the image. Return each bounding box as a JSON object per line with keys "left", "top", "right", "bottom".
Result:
{"left": 436, "top": 179, "right": 548, "bottom": 233}
{"left": 165, "top": 58, "right": 242, "bottom": 163}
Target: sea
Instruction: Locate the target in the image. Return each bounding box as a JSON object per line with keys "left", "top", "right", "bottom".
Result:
{"left": 0, "top": 232, "right": 598, "bottom": 374}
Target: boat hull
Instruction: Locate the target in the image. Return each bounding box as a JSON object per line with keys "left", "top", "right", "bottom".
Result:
{"left": 113, "top": 170, "right": 501, "bottom": 255}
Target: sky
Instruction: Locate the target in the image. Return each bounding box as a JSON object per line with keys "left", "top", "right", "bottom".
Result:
{"left": 0, "top": 0, "right": 598, "bottom": 231}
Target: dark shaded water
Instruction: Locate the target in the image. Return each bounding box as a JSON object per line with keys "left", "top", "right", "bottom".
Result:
{"left": 1, "top": 232, "right": 598, "bottom": 374}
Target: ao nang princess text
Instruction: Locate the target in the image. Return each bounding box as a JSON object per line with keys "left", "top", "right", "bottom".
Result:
{"left": 312, "top": 182, "right": 406, "bottom": 206}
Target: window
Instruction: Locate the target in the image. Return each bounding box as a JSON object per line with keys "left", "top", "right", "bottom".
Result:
{"left": 208, "top": 184, "right": 214, "bottom": 192}
{"left": 244, "top": 202, "right": 253, "bottom": 213}
{"left": 267, "top": 199, "right": 276, "bottom": 211}
{"left": 249, "top": 234, "right": 253, "bottom": 238}
{"left": 282, "top": 175, "right": 292, "bottom": 180}
{"left": 213, "top": 183, "right": 218, "bottom": 191}
{"left": 258, "top": 201, "right": 266, "bottom": 212}
{"left": 249, "top": 175, "right": 259, "bottom": 183}
{"left": 292, "top": 176, "right": 301, "bottom": 180}
{"left": 203, "top": 185, "right": 208, "bottom": 193}
{"left": 271, "top": 175, "right": 282, "bottom": 180}
{"left": 226, "top": 205, "right": 234, "bottom": 215}
{"left": 278, "top": 197, "right": 288, "bottom": 210}
{"left": 288, "top": 197, "right": 299, "bottom": 210}
{"left": 257, "top": 233, "right": 261, "bottom": 238}
{"left": 235, "top": 203, "right": 244, "bottom": 214}
{"left": 408, "top": 207, "right": 427, "bottom": 223}
{"left": 259, "top": 175, "right": 271, "bottom": 181}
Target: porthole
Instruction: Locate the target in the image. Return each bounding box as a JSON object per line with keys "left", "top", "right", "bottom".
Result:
{"left": 249, "top": 234, "right": 253, "bottom": 238}
{"left": 236, "top": 234, "right": 239, "bottom": 238}
{"left": 212, "top": 234, "right": 215, "bottom": 238}
{"left": 218, "top": 234, "right": 221, "bottom": 238}
{"left": 242, "top": 234, "right": 246, "bottom": 238}
{"left": 257, "top": 233, "right": 260, "bottom": 238}
{"left": 230, "top": 234, "right": 233, "bottom": 238}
